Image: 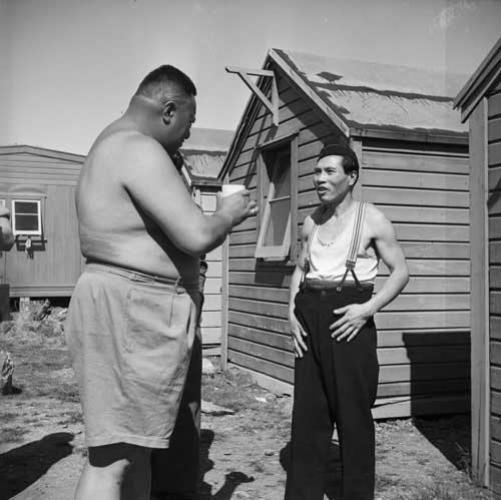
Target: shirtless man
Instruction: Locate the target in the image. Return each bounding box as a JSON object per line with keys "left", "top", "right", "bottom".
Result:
{"left": 65, "top": 65, "right": 256, "bottom": 500}
{"left": 285, "top": 144, "right": 409, "bottom": 499}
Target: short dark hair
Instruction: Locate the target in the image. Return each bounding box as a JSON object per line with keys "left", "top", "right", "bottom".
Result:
{"left": 318, "top": 144, "right": 359, "bottom": 176}
{"left": 135, "top": 65, "right": 197, "bottom": 103}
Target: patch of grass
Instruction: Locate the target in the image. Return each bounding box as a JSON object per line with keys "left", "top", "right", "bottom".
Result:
{"left": 202, "top": 366, "right": 268, "bottom": 412}
{"left": 1, "top": 305, "right": 78, "bottom": 402}
{"left": 408, "top": 483, "right": 493, "bottom": 500}
{"left": 1, "top": 425, "right": 29, "bottom": 443}
{"left": 57, "top": 409, "right": 83, "bottom": 426}
{"left": 202, "top": 366, "right": 291, "bottom": 439}
{"left": 0, "top": 411, "right": 18, "bottom": 424}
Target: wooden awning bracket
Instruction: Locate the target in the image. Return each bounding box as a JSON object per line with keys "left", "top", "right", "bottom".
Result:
{"left": 226, "top": 66, "right": 279, "bottom": 126}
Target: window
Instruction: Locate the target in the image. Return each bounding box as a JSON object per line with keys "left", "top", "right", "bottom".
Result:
{"left": 11, "top": 199, "right": 42, "bottom": 236}
{"left": 255, "top": 134, "right": 298, "bottom": 261}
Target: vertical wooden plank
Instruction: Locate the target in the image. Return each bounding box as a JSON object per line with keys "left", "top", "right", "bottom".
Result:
{"left": 220, "top": 230, "right": 229, "bottom": 369}
{"left": 469, "top": 97, "right": 489, "bottom": 487}
{"left": 290, "top": 134, "right": 299, "bottom": 263}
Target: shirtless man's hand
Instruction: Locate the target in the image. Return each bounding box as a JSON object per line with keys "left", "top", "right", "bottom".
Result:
{"left": 218, "top": 189, "right": 258, "bottom": 227}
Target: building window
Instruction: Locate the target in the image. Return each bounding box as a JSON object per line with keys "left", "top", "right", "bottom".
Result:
{"left": 11, "top": 199, "right": 42, "bottom": 236}
{"left": 255, "top": 133, "right": 298, "bottom": 261}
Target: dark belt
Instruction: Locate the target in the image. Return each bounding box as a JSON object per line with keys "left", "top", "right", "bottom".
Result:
{"left": 303, "top": 278, "right": 374, "bottom": 292}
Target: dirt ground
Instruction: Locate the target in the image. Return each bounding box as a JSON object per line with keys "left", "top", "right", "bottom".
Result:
{"left": 0, "top": 309, "right": 496, "bottom": 500}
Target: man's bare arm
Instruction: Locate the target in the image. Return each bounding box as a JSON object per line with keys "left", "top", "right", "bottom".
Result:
{"left": 121, "top": 136, "right": 254, "bottom": 256}
{"left": 363, "top": 204, "right": 409, "bottom": 316}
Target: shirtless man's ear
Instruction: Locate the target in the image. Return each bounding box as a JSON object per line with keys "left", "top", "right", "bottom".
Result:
{"left": 161, "top": 101, "right": 176, "bottom": 125}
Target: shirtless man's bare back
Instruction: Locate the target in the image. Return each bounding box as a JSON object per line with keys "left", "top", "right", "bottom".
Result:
{"left": 66, "top": 65, "right": 256, "bottom": 500}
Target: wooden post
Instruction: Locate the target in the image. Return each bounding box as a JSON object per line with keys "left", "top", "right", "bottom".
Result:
{"left": 349, "top": 137, "right": 363, "bottom": 201}
{"left": 469, "top": 97, "right": 489, "bottom": 486}
{"left": 220, "top": 227, "right": 229, "bottom": 370}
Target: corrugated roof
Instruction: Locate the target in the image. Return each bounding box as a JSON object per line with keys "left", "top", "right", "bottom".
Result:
{"left": 182, "top": 127, "right": 234, "bottom": 152}
{"left": 273, "top": 49, "right": 468, "bottom": 135}
{"left": 181, "top": 128, "right": 233, "bottom": 180}
{"left": 181, "top": 150, "right": 227, "bottom": 180}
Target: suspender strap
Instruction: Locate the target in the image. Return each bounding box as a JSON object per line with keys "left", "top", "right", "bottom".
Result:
{"left": 337, "top": 202, "right": 366, "bottom": 291}
{"left": 346, "top": 202, "right": 366, "bottom": 268}
{"left": 301, "top": 202, "right": 367, "bottom": 292}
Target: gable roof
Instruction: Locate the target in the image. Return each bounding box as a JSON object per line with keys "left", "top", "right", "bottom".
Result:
{"left": 273, "top": 49, "right": 467, "bottom": 135}
{"left": 181, "top": 127, "right": 233, "bottom": 183}
{"left": 454, "top": 36, "right": 501, "bottom": 122}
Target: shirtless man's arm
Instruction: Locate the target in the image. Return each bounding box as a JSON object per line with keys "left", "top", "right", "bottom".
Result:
{"left": 329, "top": 203, "right": 409, "bottom": 342}
{"left": 121, "top": 134, "right": 255, "bottom": 256}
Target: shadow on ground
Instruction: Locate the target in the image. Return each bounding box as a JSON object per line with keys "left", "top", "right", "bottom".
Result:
{"left": 279, "top": 440, "right": 342, "bottom": 499}
{"left": 414, "top": 414, "right": 471, "bottom": 471}
{"left": 199, "top": 429, "right": 255, "bottom": 500}
{"left": 0, "top": 432, "right": 74, "bottom": 500}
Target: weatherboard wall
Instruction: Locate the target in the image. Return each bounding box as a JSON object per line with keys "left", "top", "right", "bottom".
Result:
{"left": 224, "top": 67, "right": 470, "bottom": 418}
{"left": 488, "top": 78, "right": 501, "bottom": 494}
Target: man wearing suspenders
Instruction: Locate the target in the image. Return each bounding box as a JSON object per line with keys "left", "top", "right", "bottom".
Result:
{"left": 285, "top": 144, "right": 409, "bottom": 500}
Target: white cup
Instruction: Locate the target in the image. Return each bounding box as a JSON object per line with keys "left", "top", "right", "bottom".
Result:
{"left": 221, "top": 184, "right": 246, "bottom": 198}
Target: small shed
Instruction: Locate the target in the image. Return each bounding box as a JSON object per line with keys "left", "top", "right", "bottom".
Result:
{"left": 220, "top": 49, "right": 470, "bottom": 419}
{"left": 0, "top": 145, "right": 85, "bottom": 298}
{"left": 0, "top": 128, "right": 233, "bottom": 352}
{"left": 455, "top": 36, "right": 501, "bottom": 492}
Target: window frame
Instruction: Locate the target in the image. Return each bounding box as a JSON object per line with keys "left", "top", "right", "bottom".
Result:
{"left": 254, "top": 131, "right": 299, "bottom": 262}
{"left": 11, "top": 198, "right": 42, "bottom": 236}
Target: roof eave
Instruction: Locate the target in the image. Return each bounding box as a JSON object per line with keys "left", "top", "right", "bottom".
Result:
{"left": 269, "top": 48, "right": 351, "bottom": 138}
{"left": 350, "top": 126, "right": 468, "bottom": 146}
{"left": 454, "top": 36, "right": 501, "bottom": 122}
{"left": 0, "top": 144, "right": 85, "bottom": 162}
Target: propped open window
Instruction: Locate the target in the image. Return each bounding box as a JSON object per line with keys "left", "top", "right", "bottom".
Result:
{"left": 255, "top": 133, "right": 298, "bottom": 261}
{"left": 12, "top": 199, "right": 42, "bottom": 236}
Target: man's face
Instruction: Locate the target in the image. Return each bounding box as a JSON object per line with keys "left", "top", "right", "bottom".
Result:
{"left": 164, "top": 95, "right": 196, "bottom": 153}
{"left": 313, "top": 155, "right": 356, "bottom": 204}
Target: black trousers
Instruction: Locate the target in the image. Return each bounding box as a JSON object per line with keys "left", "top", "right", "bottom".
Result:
{"left": 285, "top": 285, "right": 379, "bottom": 500}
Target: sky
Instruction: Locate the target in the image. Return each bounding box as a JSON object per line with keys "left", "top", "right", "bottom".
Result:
{"left": 1, "top": 0, "right": 500, "bottom": 155}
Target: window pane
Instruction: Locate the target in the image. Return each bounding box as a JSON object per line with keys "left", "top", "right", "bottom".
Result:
{"left": 264, "top": 198, "right": 290, "bottom": 246}
{"left": 15, "top": 201, "right": 38, "bottom": 214}
{"left": 271, "top": 151, "right": 291, "bottom": 199}
{"left": 15, "top": 214, "right": 39, "bottom": 231}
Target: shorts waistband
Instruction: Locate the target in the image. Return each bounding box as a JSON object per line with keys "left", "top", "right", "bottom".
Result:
{"left": 85, "top": 260, "right": 199, "bottom": 293}
{"left": 303, "top": 278, "right": 374, "bottom": 292}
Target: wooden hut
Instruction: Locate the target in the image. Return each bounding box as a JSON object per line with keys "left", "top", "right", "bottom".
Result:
{"left": 0, "top": 127, "right": 232, "bottom": 351}
{"left": 455, "top": 36, "right": 501, "bottom": 492}
{"left": 0, "top": 145, "right": 85, "bottom": 298}
{"left": 220, "top": 49, "right": 470, "bottom": 419}
{"left": 181, "top": 128, "right": 234, "bottom": 353}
